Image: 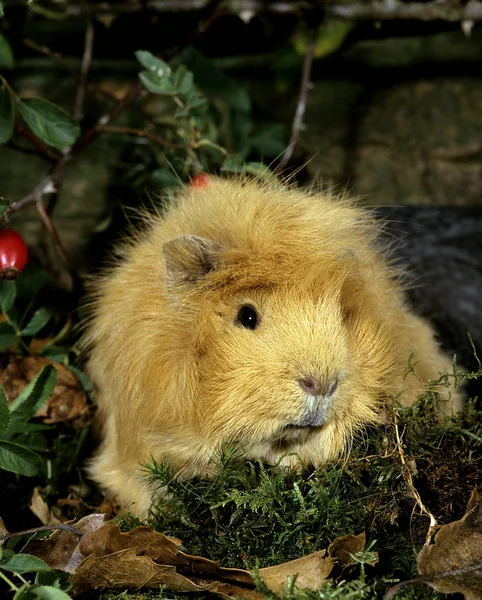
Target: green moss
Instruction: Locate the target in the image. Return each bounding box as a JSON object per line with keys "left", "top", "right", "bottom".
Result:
{"left": 116, "top": 357, "right": 481, "bottom": 599}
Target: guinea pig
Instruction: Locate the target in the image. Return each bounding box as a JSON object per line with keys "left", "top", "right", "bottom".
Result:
{"left": 85, "top": 176, "right": 462, "bottom": 518}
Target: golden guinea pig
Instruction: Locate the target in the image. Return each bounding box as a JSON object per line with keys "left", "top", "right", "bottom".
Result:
{"left": 85, "top": 175, "right": 461, "bottom": 517}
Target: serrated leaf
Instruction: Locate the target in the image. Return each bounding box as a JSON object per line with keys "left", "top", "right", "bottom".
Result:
{"left": 0, "top": 440, "right": 41, "bottom": 476}
{"left": 8, "top": 364, "right": 57, "bottom": 425}
{"left": 19, "top": 98, "right": 80, "bottom": 150}
{"left": 135, "top": 50, "right": 170, "bottom": 76}
{"left": 139, "top": 71, "right": 175, "bottom": 96}
{"left": 0, "top": 33, "right": 14, "bottom": 69}
{"left": 0, "top": 279, "right": 16, "bottom": 313}
{"left": 31, "top": 587, "right": 72, "bottom": 600}
{"left": 0, "top": 552, "right": 49, "bottom": 574}
{"left": 0, "top": 321, "right": 18, "bottom": 350}
{"left": 0, "top": 384, "right": 10, "bottom": 438}
{"left": 7, "top": 422, "right": 50, "bottom": 434}
{"left": 0, "top": 334, "right": 17, "bottom": 351}
{"left": 0, "top": 85, "right": 14, "bottom": 143}
{"left": 21, "top": 307, "right": 54, "bottom": 336}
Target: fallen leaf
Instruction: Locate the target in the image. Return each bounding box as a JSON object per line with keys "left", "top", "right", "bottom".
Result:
{"left": 0, "top": 356, "right": 91, "bottom": 426}
{"left": 328, "top": 532, "right": 378, "bottom": 567}
{"left": 29, "top": 487, "right": 63, "bottom": 525}
{"left": 28, "top": 513, "right": 105, "bottom": 573}
{"left": 79, "top": 523, "right": 253, "bottom": 584}
{"left": 257, "top": 550, "right": 335, "bottom": 594}
{"left": 417, "top": 488, "right": 482, "bottom": 599}
{"left": 0, "top": 515, "right": 9, "bottom": 545}
{"left": 30, "top": 518, "right": 373, "bottom": 599}
{"left": 70, "top": 548, "right": 215, "bottom": 595}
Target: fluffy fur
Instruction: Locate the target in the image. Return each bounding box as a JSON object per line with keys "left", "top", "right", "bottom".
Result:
{"left": 85, "top": 176, "right": 461, "bottom": 517}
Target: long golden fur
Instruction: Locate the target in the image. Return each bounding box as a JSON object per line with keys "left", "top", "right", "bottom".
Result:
{"left": 85, "top": 176, "right": 461, "bottom": 517}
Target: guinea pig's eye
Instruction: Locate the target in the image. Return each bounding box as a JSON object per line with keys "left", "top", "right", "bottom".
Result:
{"left": 236, "top": 305, "right": 259, "bottom": 330}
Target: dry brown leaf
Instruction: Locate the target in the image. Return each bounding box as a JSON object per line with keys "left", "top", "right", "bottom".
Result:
{"left": 417, "top": 488, "right": 482, "bottom": 599}
{"left": 257, "top": 550, "right": 335, "bottom": 595}
{"left": 0, "top": 356, "right": 91, "bottom": 426}
{"left": 70, "top": 524, "right": 262, "bottom": 599}
{"left": 70, "top": 548, "right": 211, "bottom": 595}
{"left": 79, "top": 523, "right": 253, "bottom": 584}
{"left": 0, "top": 515, "right": 9, "bottom": 546}
{"left": 28, "top": 513, "right": 105, "bottom": 573}
{"left": 29, "top": 518, "right": 372, "bottom": 598}
{"left": 29, "top": 487, "right": 63, "bottom": 525}
{"left": 328, "top": 532, "right": 378, "bottom": 567}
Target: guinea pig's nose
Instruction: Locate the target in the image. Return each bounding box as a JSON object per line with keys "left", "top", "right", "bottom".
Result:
{"left": 299, "top": 376, "right": 338, "bottom": 398}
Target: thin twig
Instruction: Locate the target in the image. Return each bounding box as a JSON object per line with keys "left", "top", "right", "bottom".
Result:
{"left": 393, "top": 407, "right": 438, "bottom": 545}
{"left": 98, "top": 124, "right": 189, "bottom": 149}
{"left": 36, "top": 195, "right": 74, "bottom": 273}
{"left": 0, "top": 523, "right": 83, "bottom": 543}
{"left": 277, "top": 26, "right": 315, "bottom": 172}
{"left": 23, "top": 38, "right": 74, "bottom": 72}
{"left": 73, "top": 80, "right": 143, "bottom": 153}
{"left": 74, "top": 20, "right": 95, "bottom": 121}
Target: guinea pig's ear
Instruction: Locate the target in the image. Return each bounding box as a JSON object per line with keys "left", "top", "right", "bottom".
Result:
{"left": 163, "top": 235, "right": 223, "bottom": 289}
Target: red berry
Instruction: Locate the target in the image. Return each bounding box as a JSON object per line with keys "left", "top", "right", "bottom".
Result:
{"left": 0, "top": 229, "right": 28, "bottom": 281}
{"left": 190, "top": 173, "right": 209, "bottom": 188}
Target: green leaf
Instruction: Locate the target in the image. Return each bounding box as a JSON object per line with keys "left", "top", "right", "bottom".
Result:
{"left": 0, "top": 33, "right": 14, "bottom": 69}
{"left": 0, "top": 384, "right": 10, "bottom": 438}
{"left": 31, "top": 587, "right": 72, "bottom": 600}
{"left": 13, "top": 582, "right": 33, "bottom": 600}
{"left": 139, "top": 71, "right": 175, "bottom": 96}
{"left": 19, "top": 98, "right": 80, "bottom": 150}
{"left": 21, "top": 307, "right": 54, "bottom": 336}
{"left": 0, "top": 2, "right": 4, "bottom": 18}
{"left": 293, "top": 21, "right": 355, "bottom": 59}
{"left": 8, "top": 364, "right": 57, "bottom": 426}
{"left": 135, "top": 50, "right": 170, "bottom": 76}
{"left": 0, "top": 279, "right": 16, "bottom": 313}
{"left": 32, "top": 587, "right": 71, "bottom": 600}
{"left": 0, "top": 440, "right": 41, "bottom": 476}
{"left": 179, "top": 48, "right": 251, "bottom": 113}
{"left": 0, "top": 553, "right": 49, "bottom": 574}
{"left": 221, "top": 156, "right": 272, "bottom": 179}
{"left": 15, "top": 266, "right": 51, "bottom": 301}
{"left": 0, "top": 322, "right": 18, "bottom": 351}
{"left": 0, "top": 85, "right": 14, "bottom": 143}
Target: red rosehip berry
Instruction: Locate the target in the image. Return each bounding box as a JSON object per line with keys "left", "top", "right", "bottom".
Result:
{"left": 190, "top": 173, "right": 209, "bottom": 188}
{"left": 0, "top": 229, "right": 28, "bottom": 281}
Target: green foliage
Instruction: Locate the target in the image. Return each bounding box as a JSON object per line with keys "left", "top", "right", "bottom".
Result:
{"left": 0, "top": 34, "right": 80, "bottom": 149}
{"left": 0, "top": 546, "right": 71, "bottom": 599}
{"left": 0, "top": 84, "right": 13, "bottom": 143}
{"left": 0, "top": 33, "right": 13, "bottom": 68}
{"left": 0, "top": 268, "right": 68, "bottom": 355}
{"left": 18, "top": 98, "right": 80, "bottom": 150}
{"left": 0, "top": 364, "right": 57, "bottom": 476}
{"left": 142, "top": 360, "right": 480, "bottom": 597}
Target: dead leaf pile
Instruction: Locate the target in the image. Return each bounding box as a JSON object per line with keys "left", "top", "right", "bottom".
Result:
{"left": 25, "top": 514, "right": 375, "bottom": 598}
{"left": 417, "top": 487, "right": 482, "bottom": 600}
{"left": 0, "top": 355, "right": 91, "bottom": 427}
